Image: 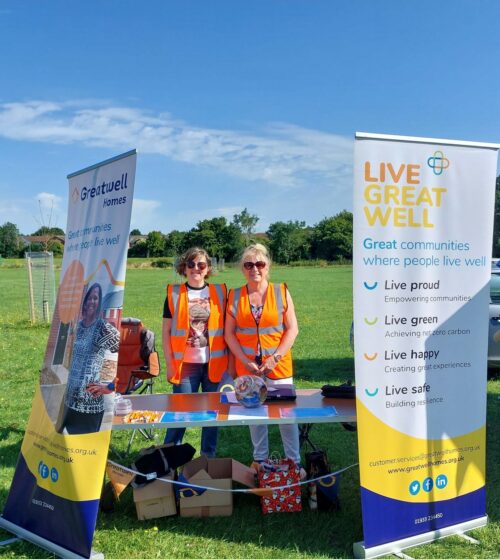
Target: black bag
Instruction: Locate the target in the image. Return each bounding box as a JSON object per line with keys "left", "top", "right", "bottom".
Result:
{"left": 100, "top": 481, "right": 116, "bottom": 513}
{"left": 139, "top": 328, "right": 156, "bottom": 363}
{"left": 321, "top": 380, "right": 355, "bottom": 399}
{"left": 131, "top": 443, "right": 196, "bottom": 487}
{"left": 305, "top": 449, "right": 340, "bottom": 511}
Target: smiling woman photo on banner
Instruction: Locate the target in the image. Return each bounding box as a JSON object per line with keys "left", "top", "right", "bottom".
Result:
{"left": 58, "top": 282, "right": 120, "bottom": 435}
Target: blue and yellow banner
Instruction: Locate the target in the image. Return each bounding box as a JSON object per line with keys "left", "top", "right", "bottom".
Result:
{"left": 1, "top": 150, "right": 136, "bottom": 558}
{"left": 353, "top": 134, "right": 497, "bottom": 554}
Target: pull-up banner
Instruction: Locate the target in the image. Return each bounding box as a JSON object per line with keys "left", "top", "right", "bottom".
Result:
{"left": 353, "top": 133, "right": 498, "bottom": 558}
{"left": 0, "top": 150, "right": 136, "bottom": 558}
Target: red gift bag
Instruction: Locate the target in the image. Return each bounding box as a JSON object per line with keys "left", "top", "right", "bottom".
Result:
{"left": 257, "top": 458, "right": 302, "bottom": 514}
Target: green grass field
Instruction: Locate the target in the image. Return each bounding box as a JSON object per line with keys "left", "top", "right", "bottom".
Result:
{"left": 0, "top": 263, "right": 498, "bottom": 558}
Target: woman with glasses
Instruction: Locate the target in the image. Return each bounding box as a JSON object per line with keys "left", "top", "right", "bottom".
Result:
{"left": 225, "top": 243, "right": 302, "bottom": 470}
{"left": 163, "top": 247, "right": 229, "bottom": 457}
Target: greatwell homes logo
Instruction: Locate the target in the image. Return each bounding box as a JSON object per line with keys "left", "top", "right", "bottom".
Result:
{"left": 72, "top": 173, "right": 129, "bottom": 208}
{"left": 427, "top": 150, "right": 450, "bottom": 176}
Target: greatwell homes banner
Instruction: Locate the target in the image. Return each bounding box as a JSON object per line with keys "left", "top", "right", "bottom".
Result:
{"left": 353, "top": 134, "right": 498, "bottom": 558}
{"left": 0, "top": 150, "right": 136, "bottom": 558}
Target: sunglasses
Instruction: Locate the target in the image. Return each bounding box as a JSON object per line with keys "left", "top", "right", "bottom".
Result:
{"left": 243, "top": 261, "right": 266, "bottom": 270}
{"left": 187, "top": 260, "right": 208, "bottom": 270}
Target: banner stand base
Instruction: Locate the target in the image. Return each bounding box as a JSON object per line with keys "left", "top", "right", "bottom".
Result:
{"left": 353, "top": 516, "right": 487, "bottom": 559}
{"left": 0, "top": 535, "right": 21, "bottom": 547}
{"left": 0, "top": 516, "right": 104, "bottom": 559}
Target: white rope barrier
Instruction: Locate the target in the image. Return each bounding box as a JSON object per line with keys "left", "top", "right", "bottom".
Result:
{"left": 107, "top": 459, "right": 359, "bottom": 493}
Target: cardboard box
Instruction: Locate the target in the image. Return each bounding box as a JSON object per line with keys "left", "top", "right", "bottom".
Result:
{"left": 179, "top": 456, "right": 255, "bottom": 517}
{"left": 133, "top": 471, "right": 177, "bottom": 520}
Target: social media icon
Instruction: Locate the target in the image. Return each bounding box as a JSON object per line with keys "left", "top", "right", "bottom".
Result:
{"left": 409, "top": 481, "right": 420, "bottom": 495}
{"left": 50, "top": 467, "right": 59, "bottom": 483}
{"left": 39, "top": 462, "right": 49, "bottom": 479}
{"left": 423, "top": 477, "right": 433, "bottom": 492}
{"left": 435, "top": 474, "right": 448, "bottom": 489}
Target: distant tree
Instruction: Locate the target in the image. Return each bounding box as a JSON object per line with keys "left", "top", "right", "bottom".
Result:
{"left": 164, "top": 230, "right": 187, "bottom": 256}
{"left": 29, "top": 226, "right": 65, "bottom": 252}
{"left": 130, "top": 228, "right": 142, "bottom": 236}
{"left": 32, "top": 226, "right": 65, "bottom": 236}
{"left": 493, "top": 176, "right": 500, "bottom": 258}
{"left": 24, "top": 242, "right": 44, "bottom": 254}
{"left": 232, "top": 208, "right": 259, "bottom": 243}
{"left": 311, "top": 211, "right": 353, "bottom": 261}
{"left": 185, "top": 218, "right": 226, "bottom": 259}
{"left": 47, "top": 239, "right": 64, "bottom": 256}
{"left": 267, "top": 220, "right": 312, "bottom": 264}
{"left": 220, "top": 222, "right": 244, "bottom": 261}
{"left": 128, "top": 240, "right": 147, "bottom": 257}
{"left": 184, "top": 227, "right": 218, "bottom": 258}
{"left": 0, "top": 222, "right": 22, "bottom": 257}
{"left": 183, "top": 217, "right": 243, "bottom": 261}
{"left": 146, "top": 231, "right": 166, "bottom": 257}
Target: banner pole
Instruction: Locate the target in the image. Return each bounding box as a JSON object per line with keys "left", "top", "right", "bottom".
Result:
{"left": 0, "top": 517, "right": 104, "bottom": 558}
{"left": 355, "top": 131, "right": 500, "bottom": 149}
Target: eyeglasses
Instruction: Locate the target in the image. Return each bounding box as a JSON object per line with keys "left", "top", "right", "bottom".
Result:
{"left": 187, "top": 260, "right": 208, "bottom": 270}
{"left": 243, "top": 261, "right": 266, "bottom": 270}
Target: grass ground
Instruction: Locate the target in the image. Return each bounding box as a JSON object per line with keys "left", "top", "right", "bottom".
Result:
{"left": 0, "top": 262, "right": 498, "bottom": 558}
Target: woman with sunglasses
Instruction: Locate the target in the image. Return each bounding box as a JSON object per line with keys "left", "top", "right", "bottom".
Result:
{"left": 163, "top": 247, "right": 229, "bottom": 457}
{"left": 225, "top": 243, "right": 302, "bottom": 470}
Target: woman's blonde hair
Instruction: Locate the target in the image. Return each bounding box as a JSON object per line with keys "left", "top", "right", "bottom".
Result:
{"left": 176, "top": 247, "right": 212, "bottom": 278}
{"left": 239, "top": 243, "right": 271, "bottom": 271}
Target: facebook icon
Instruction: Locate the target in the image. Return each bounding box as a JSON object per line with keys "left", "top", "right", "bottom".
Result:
{"left": 423, "top": 477, "right": 433, "bottom": 492}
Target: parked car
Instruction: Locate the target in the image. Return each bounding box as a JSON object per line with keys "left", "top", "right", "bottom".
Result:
{"left": 488, "top": 269, "right": 500, "bottom": 372}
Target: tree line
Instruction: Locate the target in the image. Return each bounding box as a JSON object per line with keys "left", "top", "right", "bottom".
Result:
{"left": 129, "top": 208, "right": 353, "bottom": 263}
{"left": 0, "top": 209, "right": 353, "bottom": 264}
{"left": 6, "top": 178, "right": 500, "bottom": 262}
{"left": 130, "top": 175, "right": 500, "bottom": 262}
{"left": 0, "top": 225, "right": 65, "bottom": 258}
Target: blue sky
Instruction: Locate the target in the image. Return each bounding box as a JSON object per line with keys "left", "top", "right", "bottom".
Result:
{"left": 1, "top": 1, "right": 500, "bottom": 234}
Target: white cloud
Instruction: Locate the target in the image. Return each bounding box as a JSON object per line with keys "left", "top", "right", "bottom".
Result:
{"left": 0, "top": 100, "right": 353, "bottom": 189}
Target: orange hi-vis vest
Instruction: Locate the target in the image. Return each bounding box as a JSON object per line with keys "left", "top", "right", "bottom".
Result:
{"left": 227, "top": 282, "right": 293, "bottom": 380}
{"left": 167, "top": 283, "right": 228, "bottom": 384}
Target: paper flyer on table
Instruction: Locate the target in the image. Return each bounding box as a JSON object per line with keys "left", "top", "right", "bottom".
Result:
{"left": 228, "top": 405, "right": 269, "bottom": 420}
{"left": 280, "top": 406, "right": 338, "bottom": 419}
